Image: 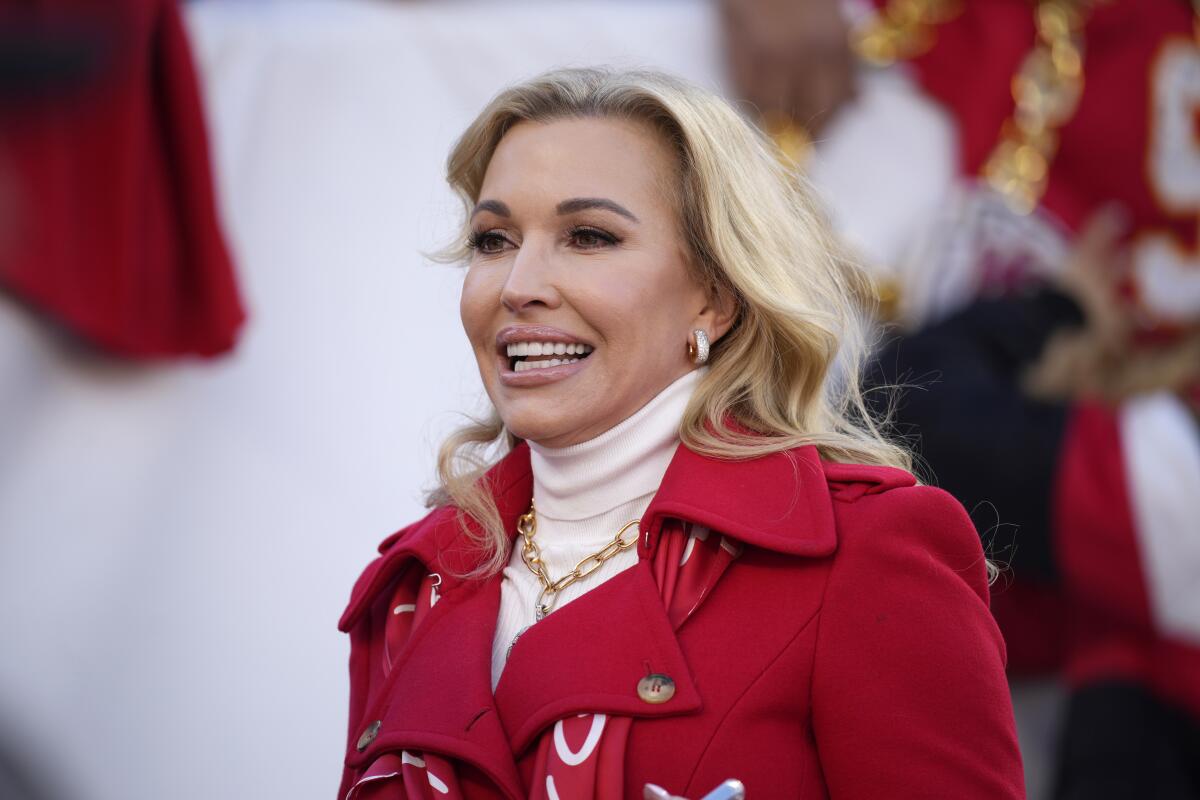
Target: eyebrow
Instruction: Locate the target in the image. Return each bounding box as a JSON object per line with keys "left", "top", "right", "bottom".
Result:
{"left": 469, "top": 197, "right": 640, "bottom": 223}
{"left": 470, "top": 199, "right": 511, "bottom": 219}
{"left": 556, "top": 197, "right": 639, "bottom": 222}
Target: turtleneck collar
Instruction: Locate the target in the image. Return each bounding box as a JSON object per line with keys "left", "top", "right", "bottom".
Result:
{"left": 527, "top": 369, "right": 702, "bottom": 522}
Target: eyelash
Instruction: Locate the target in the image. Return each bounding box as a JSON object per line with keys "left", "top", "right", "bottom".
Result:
{"left": 466, "top": 226, "right": 621, "bottom": 253}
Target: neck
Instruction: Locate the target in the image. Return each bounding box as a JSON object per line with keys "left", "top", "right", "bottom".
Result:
{"left": 527, "top": 369, "right": 702, "bottom": 522}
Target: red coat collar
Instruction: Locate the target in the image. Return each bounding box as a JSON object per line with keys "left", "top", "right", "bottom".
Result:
{"left": 339, "top": 440, "right": 914, "bottom": 632}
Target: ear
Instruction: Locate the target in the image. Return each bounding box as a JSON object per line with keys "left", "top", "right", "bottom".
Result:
{"left": 692, "top": 282, "right": 739, "bottom": 344}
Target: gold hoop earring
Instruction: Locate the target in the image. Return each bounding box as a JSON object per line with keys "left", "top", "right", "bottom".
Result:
{"left": 687, "top": 329, "right": 710, "bottom": 365}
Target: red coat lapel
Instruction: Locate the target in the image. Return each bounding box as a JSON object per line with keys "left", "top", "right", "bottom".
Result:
{"left": 339, "top": 447, "right": 536, "bottom": 798}
{"left": 344, "top": 573, "right": 525, "bottom": 799}
{"left": 493, "top": 559, "right": 703, "bottom": 756}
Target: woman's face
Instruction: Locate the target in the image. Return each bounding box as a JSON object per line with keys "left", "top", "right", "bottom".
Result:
{"left": 460, "top": 117, "right": 730, "bottom": 448}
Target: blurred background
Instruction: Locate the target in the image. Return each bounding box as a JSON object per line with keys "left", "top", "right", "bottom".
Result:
{"left": 0, "top": 0, "right": 1196, "bottom": 798}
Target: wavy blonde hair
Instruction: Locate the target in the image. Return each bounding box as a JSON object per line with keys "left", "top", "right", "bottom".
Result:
{"left": 431, "top": 66, "right": 910, "bottom": 576}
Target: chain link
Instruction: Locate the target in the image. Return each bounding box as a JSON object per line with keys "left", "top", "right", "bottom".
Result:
{"left": 517, "top": 501, "right": 639, "bottom": 619}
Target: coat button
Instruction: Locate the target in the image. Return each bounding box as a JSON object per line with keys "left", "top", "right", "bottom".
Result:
{"left": 637, "top": 673, "right": 676, "bottom": 704}
{"left": 356, "top": 720, "right": 381, "bottom": 752}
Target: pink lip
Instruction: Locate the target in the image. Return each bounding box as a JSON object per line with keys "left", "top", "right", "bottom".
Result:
{"left": 495, "top": 325, "right": 593, "bottom": 348}
{"left": 499, "top": 357, "right": 590, "bottom": 387}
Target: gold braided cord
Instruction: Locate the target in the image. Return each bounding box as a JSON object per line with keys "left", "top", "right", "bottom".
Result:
{"left": 852, "top": 0, "right": 1107, "bottom": 215}
{"left": 851, "top": 0, "right": 962, "bottom": 66}
{"left": 982, "top": 0, "right": 1104, "bottom": 214}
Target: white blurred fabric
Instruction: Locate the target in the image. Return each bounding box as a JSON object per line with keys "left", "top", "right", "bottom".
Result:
{"left": 0, "top": 2, "right": 956, "bottom": 798}
{"left": 1122, "top": 391, "right": 1200, "bottom": 645}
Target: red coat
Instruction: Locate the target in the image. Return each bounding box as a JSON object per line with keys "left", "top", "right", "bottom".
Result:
{"left": 338, "top": 442, "right": 1025, "bottom": 798}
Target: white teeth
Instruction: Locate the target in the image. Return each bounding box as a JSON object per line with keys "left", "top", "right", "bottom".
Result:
{"left": 511, "top": 355, "right": 587, "bottom": 372}
{"left": 506, "top": 341, "right": 592, "bottom": 360}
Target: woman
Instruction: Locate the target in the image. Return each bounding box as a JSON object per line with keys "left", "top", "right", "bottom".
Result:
{"left": 338, "top": 67, "right": 1024, "bottom": 799}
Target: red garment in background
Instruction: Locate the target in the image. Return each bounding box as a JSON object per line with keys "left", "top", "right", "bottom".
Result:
{"left": 1055, "top": 403, "right": 1200, "bottom": 719}
{"left": 0, "top": 0, "right": 244, "bottom": 358}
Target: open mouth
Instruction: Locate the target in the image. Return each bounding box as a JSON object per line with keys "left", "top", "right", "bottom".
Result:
{"left": 505, "top": 341, "right": 594, "bottom": 373}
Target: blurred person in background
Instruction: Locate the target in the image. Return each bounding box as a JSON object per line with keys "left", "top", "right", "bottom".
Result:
{"left": 337, "top": 66, "right": 1025, "bottom": 800}
{"left": 720, "top": 0, "right": 858, "bottom": 159}
{"left": 722, "top": 0, "right": 1200, "bottom": 796}
{"left": 864, "top": 2, "right": 1200, "bottom": 797}
{"left": 0, "top": 2, "right": 239, "bottom": 797}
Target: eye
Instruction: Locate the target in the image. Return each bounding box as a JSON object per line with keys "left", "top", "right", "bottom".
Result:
{"left": 466, "top": 230, "right": 512, "bottom": 255}
{"left": 567, "top": 226, "right": 620, "bottom": 250}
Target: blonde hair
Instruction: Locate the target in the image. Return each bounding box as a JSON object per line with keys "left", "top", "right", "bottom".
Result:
{"left": 432, "top": 66, "right": 910, "bottom": 576}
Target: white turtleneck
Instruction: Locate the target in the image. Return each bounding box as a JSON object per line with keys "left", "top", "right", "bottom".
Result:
{"left": 490, "top": 368, "right": 702, "bottom": 689}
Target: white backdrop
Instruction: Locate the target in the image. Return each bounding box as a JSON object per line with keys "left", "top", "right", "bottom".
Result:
{"left": 0, "top": 2, "right": 957, "bottom": 799}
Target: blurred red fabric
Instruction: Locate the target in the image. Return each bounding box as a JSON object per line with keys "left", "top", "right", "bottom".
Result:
{"left": 1056, "top": 404, "right": 1200, "bottom": 720}
{"left": 900, "top": 0, "right": 1195, "bottom": 244}
{"left": 0, "top": 0, "right": 244, "bottom": 358}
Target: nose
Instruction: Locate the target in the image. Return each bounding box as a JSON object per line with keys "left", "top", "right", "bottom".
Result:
{"left": 500, "top": 238, "right": 561, "bottom": 314}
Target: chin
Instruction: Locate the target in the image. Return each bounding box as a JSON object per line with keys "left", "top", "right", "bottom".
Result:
{"left": 503, "top": 415, "right": 570, "bottom": 446}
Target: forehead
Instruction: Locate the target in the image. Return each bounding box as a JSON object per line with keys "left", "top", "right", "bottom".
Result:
{"left": 479, "top": 117, "right": 677, "bottom": 210}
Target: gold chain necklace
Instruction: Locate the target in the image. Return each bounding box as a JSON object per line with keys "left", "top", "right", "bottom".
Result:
{"left": 517, "top": 501, "right": 640, "bottom": 621}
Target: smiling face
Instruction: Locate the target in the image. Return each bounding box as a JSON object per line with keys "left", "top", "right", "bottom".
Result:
{"left": 459, "top": 116, "right": 732, "bottom": 448}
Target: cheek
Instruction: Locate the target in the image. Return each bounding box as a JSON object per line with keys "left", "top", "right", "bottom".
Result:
{"left": 459, "top": 266, "right": 499, "bottom": 346}
{"left": 574, "top": 281, "right": 681, "bottom": 360}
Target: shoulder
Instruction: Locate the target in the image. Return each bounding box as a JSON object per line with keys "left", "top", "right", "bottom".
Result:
{"left": 806, "top": 476, "right": 1021, "bottom": 796}
{"left": 822, "top": 459, "right": 917, "bottom": 500}
{"left": 648, "top": 443, "right": 974, "bottom": 568}
{"left": 337, "top": 443, "right": 535, "bottom": 633}
{"left": 822, "top": 457, "right": 986, "bottom": 588}
{"left": 826, "top": 475, "right": 991, "bottom": 606}
{"left": 821, "top": 455, "right": 976, "bottom": 545}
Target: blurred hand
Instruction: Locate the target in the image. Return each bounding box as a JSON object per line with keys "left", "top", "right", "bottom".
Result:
{"left": 644, "top": 786, "right": 686, "bottom": 800}
{"left": 1054, "top": 205, "right": 1133, "bottom": 349}
{"left": 1027, "top": 205, "right": 1200, "bottom": 403}
{"left": 720, "top": 0, "right": 856, "bottom": 136}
